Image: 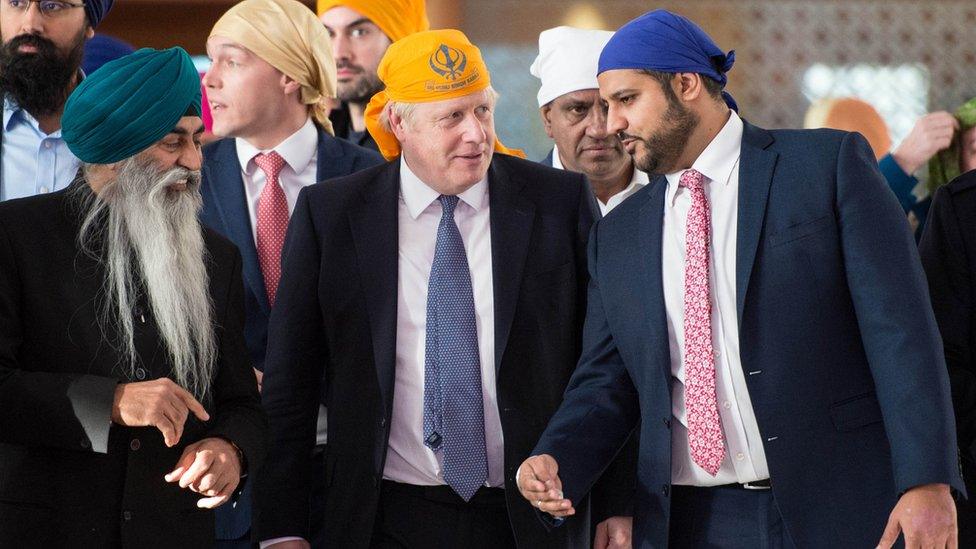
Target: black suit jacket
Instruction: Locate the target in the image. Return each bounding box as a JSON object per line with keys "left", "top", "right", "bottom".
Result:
{"left": 255, "top": 154, "right": 630, "bottom": 547}
{"left": 919, "top": 170, "right": 976, "bottom": 485}
{"left": 0, "top": 183, "right": 267, "bottom": 548}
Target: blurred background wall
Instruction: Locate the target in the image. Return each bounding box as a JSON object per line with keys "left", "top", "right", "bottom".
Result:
{"left": 98, "top": 0, "right": 976, "bottom": 160}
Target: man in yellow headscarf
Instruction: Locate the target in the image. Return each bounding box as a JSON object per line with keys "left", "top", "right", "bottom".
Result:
{"left": 256, "top": 28, "right": 631, "bottom": 549}
{"left": 317, "top": 0, "right": 429, "bottom": 151}
{"left": 201, "top": 1, "right": 383, "bottom": 547}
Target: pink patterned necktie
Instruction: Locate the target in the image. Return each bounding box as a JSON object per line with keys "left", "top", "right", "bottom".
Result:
{"left": 680, "top": 168, "right": 725, "bottom": 476}
{"left": 254, "top": 151, "right": 289, "bottom": 307}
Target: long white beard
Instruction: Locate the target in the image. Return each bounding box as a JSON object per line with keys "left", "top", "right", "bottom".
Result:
{"left": 77, "top": 156, "right": 216, "bottom": 400}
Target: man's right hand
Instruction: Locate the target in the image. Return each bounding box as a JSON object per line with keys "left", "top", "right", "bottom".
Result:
{"left": 516, "top": 454, "right": 575, "bottom": 518}
{"left": 892, "top": 111, "right": 959, "bottom": 175}
{"left": 112, "top": 378, "right": 210, "bottom": 447}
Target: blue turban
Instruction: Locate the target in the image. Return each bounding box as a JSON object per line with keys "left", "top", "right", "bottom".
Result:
{"left": 599, "top": 9, "right": 738, "bottom": 112}
{"left": 85, "top": 0, "right": 114, "bottom": 28}
{"left": 82, "top": 34, "right": 134, "bottom": 75}
{"left": 63, "top": 47, "right": 202, "bottom": 164}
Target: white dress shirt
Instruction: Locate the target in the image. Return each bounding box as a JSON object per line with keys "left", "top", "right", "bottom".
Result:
{"left": 551, "top": 144, "right": 648, "bottom": 215}
{"left": 662, "top": 111, "right": 770, "bottom": 486}
{"left": 384, "top": 156, "right": 506, "bottom": 488}
{"left": 236, "top": 116, "right": 319, "bottom": 242}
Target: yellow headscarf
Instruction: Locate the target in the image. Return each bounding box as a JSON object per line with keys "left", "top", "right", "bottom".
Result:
{"left": 364, "top": 29, "right": 525, "bottom": 161}
{"left": 316, "top": 0, "right": 429, "bottom": 43}
{"left": 210, "top": 0, "right": 336, "bottom": 134}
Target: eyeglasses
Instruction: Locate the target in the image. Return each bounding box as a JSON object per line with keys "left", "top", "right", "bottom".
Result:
{"left": 3, "top": 0, "right": 85, "bottom": 17}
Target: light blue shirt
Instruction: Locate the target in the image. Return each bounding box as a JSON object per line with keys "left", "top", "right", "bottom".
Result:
{"left": 1, "top": 96, "right": 81, "bottom": 201}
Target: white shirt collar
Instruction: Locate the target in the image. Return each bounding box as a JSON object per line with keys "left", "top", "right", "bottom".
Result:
{"left": 665, "top": 110, "right": 743, "bottom": 206}
{"left": 551, "top": 143, "right": 649, "bottom": 205}
{"left": 399, "top": 156, "right": 489, "bottom": 219}
{"left": 236, "top": 116, "right": 318, "bottom": 176}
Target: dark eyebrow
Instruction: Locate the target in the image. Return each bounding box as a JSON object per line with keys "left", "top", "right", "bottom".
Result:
{"left": 169, "top": 124, "right": 206, "bottom": 137}
{"left": 324, "top": 18, "right": 374, "bottom": 32}
{"left": 608, "top": 89, "right": 639, "bottom": 101}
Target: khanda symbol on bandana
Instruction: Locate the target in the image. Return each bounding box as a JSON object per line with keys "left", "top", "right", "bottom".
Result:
{"left": 429, "top": 44, "right": 467, "bottom": 81}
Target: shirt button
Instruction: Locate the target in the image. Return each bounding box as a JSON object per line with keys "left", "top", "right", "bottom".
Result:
{"left": 135, "top": 368, "right": 147, "bottom": 380}
{"left": 723, "top": 401, "right": 731, "bottom": 409}
{"left": 43, "top": 141, "right": 51, "bottom": 149}
{"left": 130, "top": 439, "right": 141, "bottom": 451}
{"left": 736, "top": 452, "right": 745, "bottom": 461}
{"left": 39, "top": 186, "right": 49, "bottom": 194}
{"left": 713, "top": 350, "right": 721, "bottom": 358}
{"left": 661, "top": 484, "right": 670, "bottom": 497}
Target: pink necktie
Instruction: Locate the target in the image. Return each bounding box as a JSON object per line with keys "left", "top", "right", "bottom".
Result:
{"left": 680, "top": 168, "right": 725, "bottom": 476}
{"left": 254, "top": 151, "right": 289, "bottom": 307}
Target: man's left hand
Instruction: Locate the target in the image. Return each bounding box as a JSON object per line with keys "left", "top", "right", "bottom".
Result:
{"left": 164, "top": 437, "right": 242, "bottom": 509}
{"left": 876, "top": 483, "right": 957, "bottom": 549}
{"left": 594, "top": 516, "right": 632, "bottom": 549}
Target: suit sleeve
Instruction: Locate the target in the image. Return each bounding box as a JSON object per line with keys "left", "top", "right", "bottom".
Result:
{"left": 254, "top": 189, "right": 330, "bottom": 540}
{"left": 0, "top": 214, "right": 119, "bottom": 455}
{"left": 533, "top": 217, "right": 641, "bottom": 508}
{"left": 836, "top": 132, "right": 965, "bottom": 495}
{"left": 919, "top": 186, "right": 976, "bottom": 463}
{"left": 572, "top": 175, "right": 637, "bottom": 522}
{"left": 205, "top": 250, "right": 268, "bottom": 477}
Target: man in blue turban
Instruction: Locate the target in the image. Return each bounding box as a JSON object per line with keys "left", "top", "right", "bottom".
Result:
{"left": 518, "top": 9, "right": 962, "bottom": 549}
{"left": 0, "top": 47, "right": 266, "bottom": 547}
{"left": 0, "top": 0, "right": 115, "bottom": 202}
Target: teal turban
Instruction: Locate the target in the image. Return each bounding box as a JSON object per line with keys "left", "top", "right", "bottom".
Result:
{"left": 62, "top": 47, "right": 202, "bottom": 164}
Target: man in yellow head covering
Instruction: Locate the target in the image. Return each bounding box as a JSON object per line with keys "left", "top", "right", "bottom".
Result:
{"left": 317, "top": 0, "right": 429, "bottom": 151}
{"left": 201, "top": 1, "right": 383, "bottom": 546}
{"left": 256, "top": 28, "right": 627, "bottom": 549}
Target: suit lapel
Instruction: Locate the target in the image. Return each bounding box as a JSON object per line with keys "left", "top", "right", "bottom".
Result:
{"left": 489, "top": 157, "right": 535, "bottom": 373}
{"left": 315, "top": 127, "right": 356, "bottom": 183}
{"left": 735, "top": 122, "right": 778, "bottom": 326}
{"left": 638, "top": 177, "right": 672, "bottom": 382}
{"left": 205, "top": 139, "right": 270, "bottom": 313}
{"left": 348, "top": 162, "right": 400, "bottom": 411}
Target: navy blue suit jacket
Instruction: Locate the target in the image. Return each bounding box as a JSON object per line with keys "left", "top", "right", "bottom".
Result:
{"left": 534, "top": 122, "right": 964, "bottom": 548}
{"left": 200, "top": 126, "right": 382, "bottom": 541}
{"left": 200, "top": 126, "right": 382, "bottom": 374}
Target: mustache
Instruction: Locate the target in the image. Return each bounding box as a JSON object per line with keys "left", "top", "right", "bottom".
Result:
{"left": 335, "top": 60, "right": 364, "bottom": 73}
{"left": 4, "top": 33, "right": 58, "bottom": 56}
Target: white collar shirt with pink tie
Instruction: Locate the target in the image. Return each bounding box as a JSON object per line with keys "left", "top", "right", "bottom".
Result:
{"left": 662, "top": 110, "right": 771, "bottom": 486}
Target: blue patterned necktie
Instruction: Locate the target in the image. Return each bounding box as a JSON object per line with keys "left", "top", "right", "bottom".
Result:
{"left": 422, "top": 194, "right": 488, "bottom": 501}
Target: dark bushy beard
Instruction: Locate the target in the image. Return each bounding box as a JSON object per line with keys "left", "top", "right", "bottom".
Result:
{"left": 336, "top": 61, "right": 384, "bottom": 105}
{"left": 627, "top": 98, "right": 700, "bottom": 176}
{"left": 76, "top": 157, "right": 216, "bottom": 400}
{"left": 0, "top": 31, "right": 85, "bottom": 117}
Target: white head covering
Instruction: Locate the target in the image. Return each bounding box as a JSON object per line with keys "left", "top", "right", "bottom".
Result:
{"left": 529, "top": 26, "right": 614, "bottom": 108}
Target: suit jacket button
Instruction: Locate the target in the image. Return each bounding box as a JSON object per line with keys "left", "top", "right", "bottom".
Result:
{"left": 80, "top": 438, "right": 91, "bottom": 449}
{"left": 374, "top": 476, "right": 381, "bottom": 488}
{"left": 122, "top": 510, "right": 132, "bottom": 521}
{"left": 135, "top": 368, "right": 147, "bottom": 380}
{"left": 379, "top": 417, "right": 386, "bottom": 428}
{"left": 130, "top": 439, "right": 141, "bottom": 451}
{"left": 661, "top": 485, "right": 670, "bottom": 497}
{"left": 663, "top": 418, "right": 671, "bottom": 429}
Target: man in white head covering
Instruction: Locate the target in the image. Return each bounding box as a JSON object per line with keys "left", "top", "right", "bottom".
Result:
{"left": 531, "top": 26, "right": 647, "bottom": 216}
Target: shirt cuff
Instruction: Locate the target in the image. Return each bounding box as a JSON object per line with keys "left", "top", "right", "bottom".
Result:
{"left": 260, "top": 537, "right": 306, "bottom": 548}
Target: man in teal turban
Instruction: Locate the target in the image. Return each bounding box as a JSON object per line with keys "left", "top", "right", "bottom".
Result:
{"left": 0, "top": 47, "right": 266, "bottom": 547}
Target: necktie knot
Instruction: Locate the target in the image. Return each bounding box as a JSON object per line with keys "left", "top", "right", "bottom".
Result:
{"left": 679, "top": 168, "right": 706, "bottom": 191}
{"left": 439, "top": 194, "right": 460, "bottom": 218}
{"left": 254, "top": 151, "right": 286, "bottom": 182}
